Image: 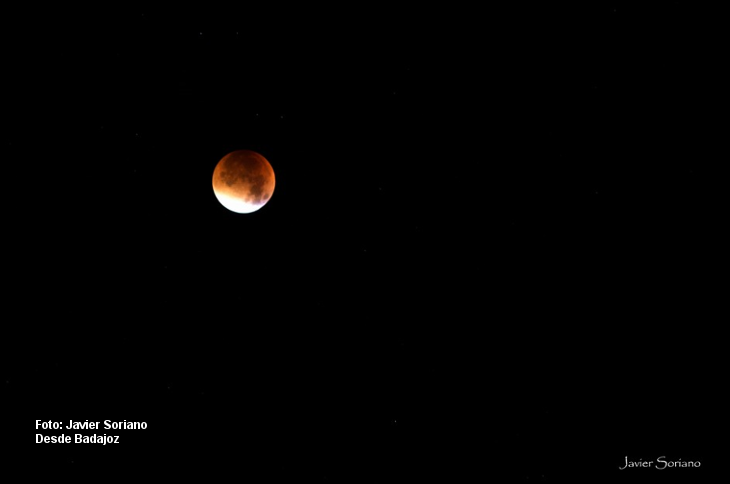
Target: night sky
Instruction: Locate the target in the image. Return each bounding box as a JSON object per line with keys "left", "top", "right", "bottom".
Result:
{"left": 3, "top": 3, "right": 724, "bottom": 481}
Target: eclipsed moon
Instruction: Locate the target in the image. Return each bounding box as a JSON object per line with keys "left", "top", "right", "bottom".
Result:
{"left": 212, "top": 150, "right": 275, "bottom": 213}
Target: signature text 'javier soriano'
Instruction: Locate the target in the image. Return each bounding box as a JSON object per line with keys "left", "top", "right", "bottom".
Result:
{"left": 35, "top": 420, "right": 147, "bottom": 445}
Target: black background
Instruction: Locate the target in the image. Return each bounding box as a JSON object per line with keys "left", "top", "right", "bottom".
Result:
{"left": 2, "top": 2, "right": 725, "bottom": 481}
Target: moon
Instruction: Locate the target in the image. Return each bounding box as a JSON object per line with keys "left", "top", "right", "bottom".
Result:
{"left": 212, "top": 150, "right": 276, "bottom": 213}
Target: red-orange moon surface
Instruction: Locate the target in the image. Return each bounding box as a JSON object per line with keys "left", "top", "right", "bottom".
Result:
{"left": 212, "top": 150, "right": 275, "bottom": 213}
